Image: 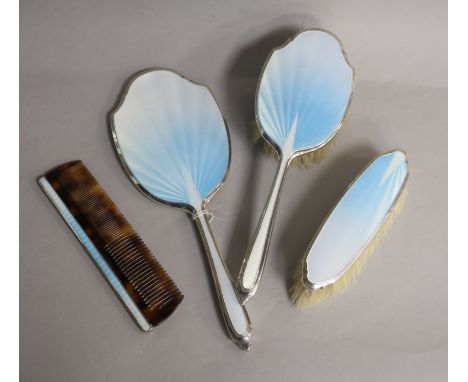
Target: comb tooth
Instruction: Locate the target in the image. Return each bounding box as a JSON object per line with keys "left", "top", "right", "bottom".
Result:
{"left": 39, "top": 160, "right": 183, "bottom": 330}
{"left": 116, "top": 253, "right": 151, "bottom": 280}
{"left": 106, "top": 236, "right": 134, "bottom": 254}
{"left": 147, "top": 288, "right": 175, "bottom": 307}
{"left": 145, "top": 288, "right": 173, "bottom": 306}
{"left": 140, "top": 281, "right": 164, "bottom": 296}
{"left": 107, "top": 236, "right": 142, "bottom": 257}
{"left": 138, "top": 270, "right": 164, "bottom": 289}
{"left": 131, "top": 267, "right": 154, "bottom": 284}
{"left": 148, "top": 291, "right": 174, "bottom": 306}
{"left": 158, "top": 296, "right": 180, "bottom": 310}
{"left": 139, "top": 282, "right": 171, "bottom": 305}
{"left": 108, "top": 246, "right": 134, "bottom": 265}
{"left": 137, "top": 277, "right": 159, "bottom": 291}
{"left": 148, "top": 290, "right": 178, "bottom": 309}
{"left": 112, "top": 246, "right": 142, "bottom": 267}
{"left": 139, "top": 277, "right": 165, "bottom": 296}
{"left": 111, "top": 248, "right": 138, "bottom": 266}
{"left": 138, "top": 283, "right": 161, "bottom": 299}
{"left": 106, "top": 231, "right": 130, "bottom": 247}
{"left": 133, "top": 265, "right": 158, "bottom": 282}
{"left": 114, "top": 253, "right": 141, "bottom": 272}
{"left": 107, "top": 239, "right": 176, "bottom": 308}
{"left": 136, "top": 281, "right": 159, "bottom": 296}
{"left": 125, "top": 257, "right": 174, "bottom": 304}
{"left": 132, "top": 270, "right": 157, "bottom": 291}
{"left": 109, "top": 241, "right": 140, "bottom": 261}
{"left": 124, "top": 258, "right": 148, "bottom": 276}
{"left": 144, "top": 279, "right": 174, "bottom": 301}
{"left": 122, "top": 252, "right": 148, "bottom": 275}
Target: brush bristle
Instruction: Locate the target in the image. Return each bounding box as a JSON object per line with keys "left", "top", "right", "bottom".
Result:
{"left": 289, "top": 183, "right": 409, "bottom": 309}
{"left": 251, "top": 120, "right": 337, "bottom": 168}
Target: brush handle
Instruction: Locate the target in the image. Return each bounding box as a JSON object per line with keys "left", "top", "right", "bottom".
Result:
{"left": 237, "top": 156, "right": 289, "bottom": 304}
{"left": 194, "top": 212, "right": 253, "bottom": 350}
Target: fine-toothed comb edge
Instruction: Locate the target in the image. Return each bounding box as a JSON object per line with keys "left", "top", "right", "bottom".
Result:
{"left": 38, "top": 160, "right": 183, "bottom": 330}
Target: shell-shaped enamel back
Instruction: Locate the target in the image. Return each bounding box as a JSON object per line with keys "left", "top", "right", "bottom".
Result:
{"left": 305, "top": 151, "right": 409, "bottom": 287}
{"left": 256, "top": 30, "right": 354, "bottom": 155}
{"left": 111, "top": 70, "right": 230, "bottom": 209}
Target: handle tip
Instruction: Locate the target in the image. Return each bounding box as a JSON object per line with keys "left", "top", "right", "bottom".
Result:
{"left": 234, "top": 328, "right": 253, "bottom": 351}
{"left": 236, "top": 278, "right": 257, "bottom": 305}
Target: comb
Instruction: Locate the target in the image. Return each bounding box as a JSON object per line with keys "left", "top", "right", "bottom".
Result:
{"left": 38, "top": 160, "right": 183, "bottom": 331}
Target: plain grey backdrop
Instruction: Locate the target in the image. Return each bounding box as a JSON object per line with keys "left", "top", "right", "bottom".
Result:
{"left": 20, "top": 1, "right": 447, "bottom": 381}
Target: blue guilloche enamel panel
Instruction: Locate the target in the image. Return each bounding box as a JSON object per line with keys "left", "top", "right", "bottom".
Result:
{"left": 256, "top": 30, "right": 354, "bottom": 154}
{"left": 111, "top": 70, "right": 230, "bottom": 209}
{"left": 305, "top": 150, "right": 409, "bottom": 286}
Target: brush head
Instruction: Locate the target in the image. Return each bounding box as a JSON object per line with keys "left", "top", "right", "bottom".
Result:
{"left": 39, "top": 160, "right": 183, "bottom": 330}
{"left": 289, "top": 150, "right": 409, "bottom": 309}
{"left": 255, "top": 29, "right": 355, "bottom": 164}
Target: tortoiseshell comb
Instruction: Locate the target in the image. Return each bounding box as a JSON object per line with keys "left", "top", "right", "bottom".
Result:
{"left": 38, "top": 160, "right": 183, "bottom": 331}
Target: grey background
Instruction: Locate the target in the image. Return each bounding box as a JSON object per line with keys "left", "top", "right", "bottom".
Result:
{"left": 20, "top": 1, "right": 447, "bottom": 381}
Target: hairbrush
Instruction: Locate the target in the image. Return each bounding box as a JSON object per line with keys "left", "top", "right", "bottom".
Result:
{"left": 109, "top": 69, "right": 253, "bottom": 350}
{"left": 290, "top": 150, "right": 409, "bottom": 308}
{"left": 38, "top": 160, "right": 183, "bottom": 330}
{"left": 237, "top": 29, "right": 356, "bottom": 303}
